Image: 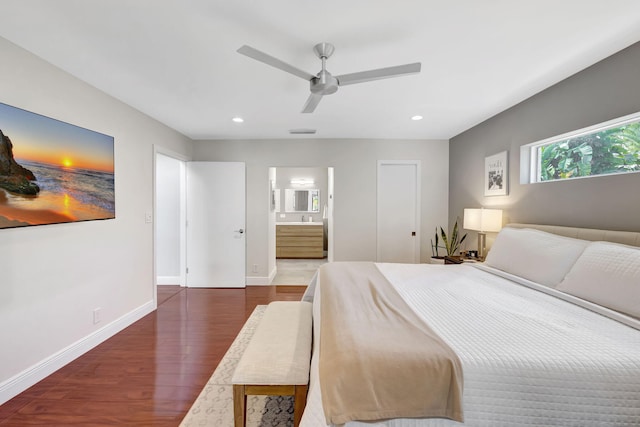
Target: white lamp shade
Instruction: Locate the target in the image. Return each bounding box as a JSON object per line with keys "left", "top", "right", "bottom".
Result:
{"left": 463, "top": 208, "right": 503, "bottom": 232}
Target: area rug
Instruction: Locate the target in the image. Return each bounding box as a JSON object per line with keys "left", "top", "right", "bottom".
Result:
{"left": 180, "top": 305, "right": 295, "bottom": 427}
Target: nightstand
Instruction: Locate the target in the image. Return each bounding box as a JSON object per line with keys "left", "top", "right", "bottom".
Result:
{"left": 444, "top": 256, "right": 480, "bottom": 265}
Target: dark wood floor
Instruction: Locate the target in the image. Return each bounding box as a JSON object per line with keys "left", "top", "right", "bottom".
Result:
{"left": 0, "top": 285, "right": 307, "bottom": 426}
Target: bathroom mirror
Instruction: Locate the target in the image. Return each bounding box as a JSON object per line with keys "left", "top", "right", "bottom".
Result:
{"left": 284, "top": 189, "right": 320, "bottom": 213}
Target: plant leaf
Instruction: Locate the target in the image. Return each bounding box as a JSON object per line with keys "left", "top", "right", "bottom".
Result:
{"left": 440, "top": 227, "right": 449, "bottom": 254}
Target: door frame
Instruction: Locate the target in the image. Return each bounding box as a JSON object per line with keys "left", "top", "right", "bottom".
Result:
{"left": 327, "top": 167, "right": 334, "bottom": 262}
{"left": 376, "top": 160, "right": 421, "bottom": 263}
{"left": 269, "top": 166, "right": 334, "bottom": 283}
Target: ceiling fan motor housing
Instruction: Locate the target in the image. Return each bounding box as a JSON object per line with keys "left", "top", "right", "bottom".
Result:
{"left": 310, "top": 43, "right": 339, "bottom": 95}
{"left": 311, "top": 70, "right": 339, "bottom": 95}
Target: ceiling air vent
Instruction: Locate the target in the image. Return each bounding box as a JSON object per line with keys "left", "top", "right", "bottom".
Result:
{"left": 289, "top": 128, "right": 317, "bottom": 135}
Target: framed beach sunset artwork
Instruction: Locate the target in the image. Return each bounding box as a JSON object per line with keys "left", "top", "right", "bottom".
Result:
{"left": 0, "top": 102, "right": 114, "bottom": 229}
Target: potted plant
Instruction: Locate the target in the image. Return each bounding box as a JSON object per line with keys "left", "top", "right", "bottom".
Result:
{"left": 431, "top": 219, "right": 467, "bottom": 264}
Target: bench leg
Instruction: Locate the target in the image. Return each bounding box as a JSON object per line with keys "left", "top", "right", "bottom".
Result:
{"left": 233, "top": 384, "right": 246, "bottom": 427}
{"left": 293, "top": 384, "right": 309, "bottom": 427}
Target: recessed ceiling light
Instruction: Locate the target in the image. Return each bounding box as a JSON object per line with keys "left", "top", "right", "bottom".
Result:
{"left": 411, "top": 115, "right": 423, "bottom": 121}
{"left": 232, "top": 117, "right": 244, "bottom": 123}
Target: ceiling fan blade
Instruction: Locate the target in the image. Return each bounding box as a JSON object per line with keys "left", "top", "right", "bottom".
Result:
{"left": 237, "top": 45, "right": 315, "bottom": 81}
{"left": 301, "top": 93, "right": 323, "bottom": 113}
{"left": 336, "top": 62, "right": 421, "bottom": 86}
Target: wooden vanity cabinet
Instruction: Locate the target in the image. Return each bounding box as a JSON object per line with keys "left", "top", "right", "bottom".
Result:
{"left": 276, "top": 224, "right": 324, "bottom": 258}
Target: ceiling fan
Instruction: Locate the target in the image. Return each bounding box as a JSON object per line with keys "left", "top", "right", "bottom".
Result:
{"left": 237, "top": 43, "right": 421, "bottom": 113}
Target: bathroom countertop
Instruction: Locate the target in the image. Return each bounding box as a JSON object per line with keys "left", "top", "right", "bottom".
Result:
{"left": 276, "top": 222, "right": 322, "bottom": 226}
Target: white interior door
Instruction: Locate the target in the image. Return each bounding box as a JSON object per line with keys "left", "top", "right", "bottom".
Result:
{"left": 186, "top": 161, "right": 246, "bottom": 288}
{"left": 377, "top": 160, "right": 420, "bottom": 263}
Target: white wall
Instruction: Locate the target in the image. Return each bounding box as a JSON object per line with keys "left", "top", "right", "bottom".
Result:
{"left": 0, "top": 37, "right": 192, "bottom": 403}
{"left": 192, "top": 138, "right": 449, "bottom": 280}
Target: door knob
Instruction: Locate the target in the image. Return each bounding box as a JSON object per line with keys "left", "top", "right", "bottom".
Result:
{"left": 235, "top": 229, "right": 245, "bottom": 234}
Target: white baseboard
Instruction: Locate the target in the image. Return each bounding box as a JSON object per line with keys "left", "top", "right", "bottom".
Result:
{"left": 157, "top": 276, "right": 182, "bottom": 285}
{"left": 0, "top": 301, "right": 155, "bottom": 405}
{"left": 245, "top": 266, "right": 278, "bottom": 286}
{"left": 245, "top": 276, "right": 270, "bottom": 286}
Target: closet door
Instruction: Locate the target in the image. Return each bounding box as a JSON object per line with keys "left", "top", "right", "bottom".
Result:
{"left": 376, "top": 160, "right": 420, "bottom": 263}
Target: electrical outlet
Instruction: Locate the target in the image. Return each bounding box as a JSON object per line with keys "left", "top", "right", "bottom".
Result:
{"left": 93, "top": 308, "right": 101, "bottom": 324}
{"left": 252, "top": 264, "right": 258, "bottom": 273}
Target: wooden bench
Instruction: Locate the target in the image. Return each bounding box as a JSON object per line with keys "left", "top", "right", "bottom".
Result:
{"left": 231, "top": 301, "right": 313, "bottom": 427}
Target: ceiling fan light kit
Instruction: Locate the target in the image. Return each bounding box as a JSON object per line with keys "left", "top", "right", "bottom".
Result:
{"left": 237, "top": 42, "right": 421, "bottom": 113}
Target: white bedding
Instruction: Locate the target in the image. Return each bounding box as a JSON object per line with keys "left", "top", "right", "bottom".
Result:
{"left": 301, "top": 263, "right": 640, "bottom": 427}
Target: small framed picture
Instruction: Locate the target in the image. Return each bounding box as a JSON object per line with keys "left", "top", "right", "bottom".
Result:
{"left": 485, "top": 151, "right": 508, "bottom": 196}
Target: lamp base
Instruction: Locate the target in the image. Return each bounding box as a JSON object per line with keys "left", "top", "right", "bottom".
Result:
{"left": 477, "top": 232, "right": 487, "bottom": 260}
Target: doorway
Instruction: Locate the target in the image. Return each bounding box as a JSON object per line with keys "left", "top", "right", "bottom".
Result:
{"left": 270, "top": 166, "right": 333, "bottom": 285}
{"left": 154, "top": 151, "right": 247, "bottom": 293}
{"left": 154, "top": 150, "right": 187, "bottom": 289}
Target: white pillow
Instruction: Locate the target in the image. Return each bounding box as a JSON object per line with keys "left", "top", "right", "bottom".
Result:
{"left": 484, "top": 227, "right": 588, "bottom": 287}
{"left": 557, "top": 241, "right": 640, "bottom": 319}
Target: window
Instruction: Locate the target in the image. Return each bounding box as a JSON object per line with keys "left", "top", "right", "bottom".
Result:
{"left": 520, "top": 112, "right": 640, "bottom": 184}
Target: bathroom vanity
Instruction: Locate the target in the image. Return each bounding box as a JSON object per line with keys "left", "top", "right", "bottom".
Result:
{"left": 276, "top": 223, "right": 324, "bottom": 258}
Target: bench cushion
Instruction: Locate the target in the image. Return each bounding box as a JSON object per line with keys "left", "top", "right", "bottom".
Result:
{"left": 232, "top": 301, "right": 312, "bottom": 385}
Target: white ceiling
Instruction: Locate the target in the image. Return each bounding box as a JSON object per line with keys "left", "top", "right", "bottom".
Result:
{"left": 1, "top": 1, "right": 639, "bottom": 141}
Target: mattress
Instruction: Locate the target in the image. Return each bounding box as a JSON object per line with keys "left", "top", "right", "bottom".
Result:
{"left": 300, "top": 263, "right": 640, "bottom": 427}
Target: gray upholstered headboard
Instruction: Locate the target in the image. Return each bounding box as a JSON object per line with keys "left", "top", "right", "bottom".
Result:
{"left": 506, "top": 223, "right": 640, "bottom": 247}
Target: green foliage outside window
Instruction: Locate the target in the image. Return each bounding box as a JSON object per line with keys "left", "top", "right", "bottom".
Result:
{"left": 539, "top": 122, "right": 640, "bottom": 181}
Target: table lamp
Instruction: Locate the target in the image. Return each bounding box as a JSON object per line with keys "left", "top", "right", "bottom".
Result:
{"left": 463, "top": 208, "right": 503, "bottom": 260}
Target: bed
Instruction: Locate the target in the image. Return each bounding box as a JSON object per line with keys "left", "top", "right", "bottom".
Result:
{"left": 300, "top": 224, "right": 640, "bottom": 427}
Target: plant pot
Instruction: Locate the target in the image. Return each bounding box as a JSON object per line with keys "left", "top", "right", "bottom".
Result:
{"left": 430, "top": 256, "right": 445, "bottom": 265}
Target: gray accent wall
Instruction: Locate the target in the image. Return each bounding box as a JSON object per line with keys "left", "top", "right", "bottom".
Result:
{"left": 449, "top": 42, "right": 640, "bottom": 240}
